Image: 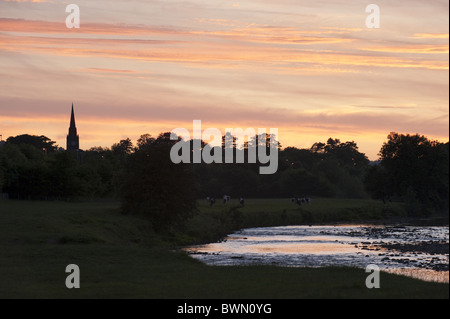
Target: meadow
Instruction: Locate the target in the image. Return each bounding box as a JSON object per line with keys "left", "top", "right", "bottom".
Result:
{"left": 0, "top": 198, "right": 448, "bottom": 299}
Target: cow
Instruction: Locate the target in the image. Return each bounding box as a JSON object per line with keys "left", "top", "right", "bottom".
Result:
{"left": 292, "top": 197, "right": 312, "bottom": 206}
{"left": 208, "top": 197, "right": 216, "bottom": 206}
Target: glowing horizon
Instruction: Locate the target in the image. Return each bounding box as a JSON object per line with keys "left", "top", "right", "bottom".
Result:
{"left": 0, "top": 0, "right": 448, "bottom": 160}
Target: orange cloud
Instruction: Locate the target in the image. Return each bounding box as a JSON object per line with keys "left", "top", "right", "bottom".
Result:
{"left": 0, "top": 30, "right": 447, "bottom": 71}
{"left": 363, "top": 45, "right": 449, "bottom": 54}
{"left": 1, "top": 18, "right": 448, "bottom": 72}
{"left": 193, "top": 26, "right": 357, "bottom": 45}
{"left": 411, "top": 33, "right": 449, "bottom": 39}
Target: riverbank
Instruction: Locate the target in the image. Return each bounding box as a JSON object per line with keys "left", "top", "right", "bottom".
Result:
{"left": 0, "top": 199, "right": 448, "bottom": 299}
{"left": 180, "top": 197, "right": 448, "bottom": 245}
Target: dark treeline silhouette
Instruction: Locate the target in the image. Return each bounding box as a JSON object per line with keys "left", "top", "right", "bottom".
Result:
{"left": 191, "top": 134, "right": 370, "bottom": 200}
{"left": 0, "top": 132, "right": 448, "bottom": 227}
{"left": 0, "top": 134, "right": 119, "bottom": 200}
{"left": 365, "top": 132, "right": 449, "bottom": 216}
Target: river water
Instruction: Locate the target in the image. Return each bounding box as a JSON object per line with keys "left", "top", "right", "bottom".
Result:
{"left": 184, "top": 225, "right": 449, "bottom": 283}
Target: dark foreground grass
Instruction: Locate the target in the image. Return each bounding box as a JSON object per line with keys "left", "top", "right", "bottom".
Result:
{"left": 0, "top": 199, "right": 448, "bottom": 299}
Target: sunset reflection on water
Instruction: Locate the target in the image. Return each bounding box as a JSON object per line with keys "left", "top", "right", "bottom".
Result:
{"left": 185, "top": 225, "right": 449, "bottom": 283}
{"left": 187, "top": 236, "right": 361, "bottom": 255}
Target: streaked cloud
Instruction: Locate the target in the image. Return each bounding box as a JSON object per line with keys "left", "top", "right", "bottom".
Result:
{"left": 0, "top": 19, "right": 447, "bottom": 71}
{"left": 363, "top": 44, "right": 449, "bottom": 54}
{"left": 0, "top": 1, "right": 448, "bottom": 160}
{"left": 411, "top": 33, "right": 449, "bottom": 39}
{"left": 4, "top": 0, "right": 52, "bottom": 2}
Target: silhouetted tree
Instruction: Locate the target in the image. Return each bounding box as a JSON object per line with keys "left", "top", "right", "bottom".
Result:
{"left": 120, "top": 132, "right": 198, "bottom": 231}
{"left": 136, "top": 134, "right": 155, "bottom": 151}
{"left": 6, "top": 134, "right": 57, "bottom": 153}
{"left": 112, "top": 138, "right": 134, "bottom": 156}
{"left": 311, "top": 137, "right": 369, "bottom": 169}
{"left": 367, "top": 132, "right": 449, "bottom": 215}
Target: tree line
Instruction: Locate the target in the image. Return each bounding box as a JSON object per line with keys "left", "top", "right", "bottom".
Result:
{"left": 0, "top": 132, "right": 448, "bottom": 228}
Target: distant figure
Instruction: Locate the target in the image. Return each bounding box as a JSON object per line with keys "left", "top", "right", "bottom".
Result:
{"left": 223, "top": 195, "right": 231, "bottom": 204}
{"left": 209, "top": 197, "right": 216, "bottom": 207}
{"left": 239, "top": 197, "right": 245, "bottom": 207}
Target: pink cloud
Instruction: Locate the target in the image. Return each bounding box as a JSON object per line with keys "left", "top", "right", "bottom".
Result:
{"left": 4, "top": 0, "right": 52, "bottom": 2}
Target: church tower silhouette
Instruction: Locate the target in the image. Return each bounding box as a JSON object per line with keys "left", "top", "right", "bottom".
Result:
{"left": 66, "top": 103, "right": 79, "bottom": 151}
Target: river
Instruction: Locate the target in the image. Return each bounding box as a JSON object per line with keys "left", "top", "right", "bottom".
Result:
{"left": 184, "top": 225, "right": 449, "bottom": 283}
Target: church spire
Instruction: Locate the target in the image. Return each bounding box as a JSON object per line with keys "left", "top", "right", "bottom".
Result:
{"left": 67, "top": 103, "right": 79, "bottom": 151}
{"left": 70, "top": 103, "right": 76, "bottom": 129}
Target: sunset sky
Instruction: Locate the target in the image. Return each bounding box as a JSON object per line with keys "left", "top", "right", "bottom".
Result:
{"left": 0, "top": 0, "right": 448, "bottom": 160}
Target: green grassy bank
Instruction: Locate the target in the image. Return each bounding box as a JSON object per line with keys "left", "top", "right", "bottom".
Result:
{"left": 0, "top": 199, "right": 448, "bottom": 299}
{"left": 183, "top": 197, "right": 411, "bottom": 244}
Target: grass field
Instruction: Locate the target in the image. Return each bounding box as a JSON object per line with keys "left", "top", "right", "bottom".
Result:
{"left": 0, "top": 198, "right": 448, "bottom": 299}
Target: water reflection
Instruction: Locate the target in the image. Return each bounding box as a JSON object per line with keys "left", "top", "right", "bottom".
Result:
{"left": 385, "top": 268, "right": 449, "bottom": 284}
{"left": 185, "top": 225, "right": 449, "bottom": 283}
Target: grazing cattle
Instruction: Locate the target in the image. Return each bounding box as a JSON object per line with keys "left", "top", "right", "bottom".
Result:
{"left": 239, "top": 197, "right": 245, "bottom": 206}
{"left": 291, "top": 197, "right": 312, "bottom": 206}
{"left": 223, "top": 195, "right": 231, "bottom": 204}
{"left": 208, "top": 197, "right": 216, "bottom": 207}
